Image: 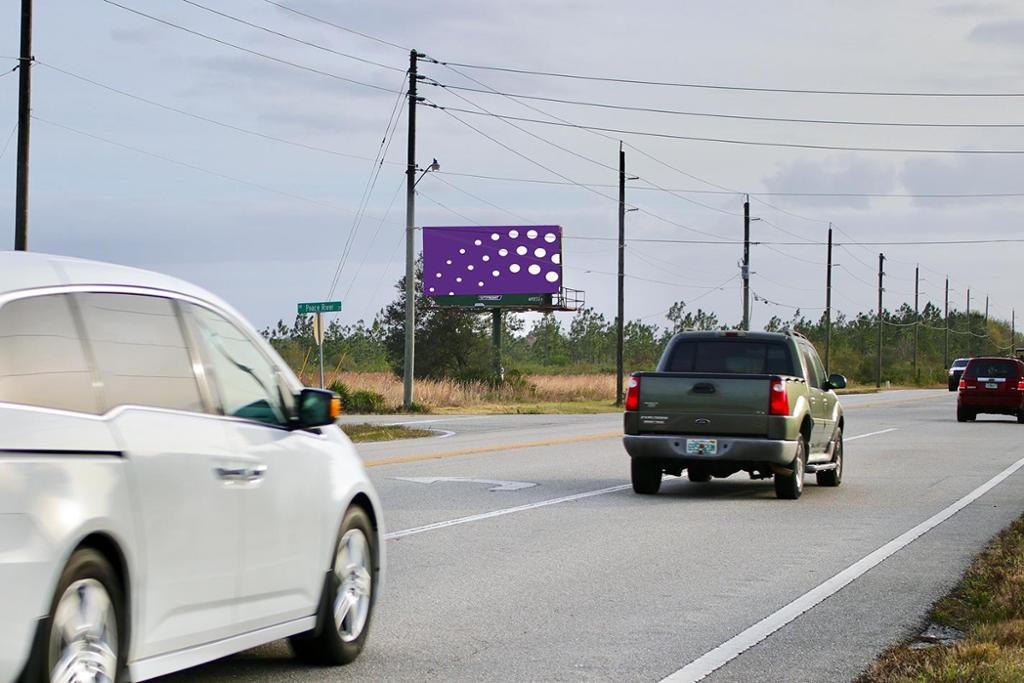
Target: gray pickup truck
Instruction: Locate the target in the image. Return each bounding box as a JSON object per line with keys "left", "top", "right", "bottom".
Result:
{"left": 623, "top": 330, "right": 847, "bottom": 499}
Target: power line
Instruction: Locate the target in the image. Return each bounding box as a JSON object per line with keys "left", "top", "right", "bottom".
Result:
{"left": 38, "top": 62, "right": 404, "bottom": 165}
{"left": 427, "top": 173, "right": 532, "bottom": 222}
{"left": 425, "top": 58, "right": 1024, "bottom": 98}
{"left": 425, "top": 102, "right": 1024, "bottom": 155}
{"left": 176, "top": 0, "right": 405, "bottom": 73}
{"left": 34, "top": 115, "right": 358, "bottom": 215}
{"left": 259, "top": 0, "right": 408, "bottom": 52}
{"left": 427, "top": 82, "right": 1024, "bottom": 128}
{"left": 100, "top": 0, "right": 402, "bottom": 94}
{"left": 0, "top": 121, "right": 17, "bottom": 161}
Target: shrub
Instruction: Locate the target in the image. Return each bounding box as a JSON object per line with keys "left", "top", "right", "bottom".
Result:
{"left": 348, "top": 390, "right": 388, "bottom": 414}
{"left": 328, "top": 380, "right": 352, "bottom": 410}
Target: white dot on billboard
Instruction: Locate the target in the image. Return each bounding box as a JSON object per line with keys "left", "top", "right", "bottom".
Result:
{"left": 492, "top": 270, "right": 500, "bottom": 276}
{"left": 435, "top": 273, "right": 442, "bottom": 278}
{"left": 534, "top": 248, "right": 546, "bottom": 258}
{"left": 478, "top": 281, "right": 484, "bottom": 287}
{"left": 544, "top": 233, "right": 556, "bottom": 243}
{"left": 527, "top": 229, "right": 538, "bottom": 239}
{"left": 528, "top": 264, "right": 541, "bottom": 275}
{"left": 459, "top": 248, "right": 466, "bottom": 254}
{"left": 474, "top": 239, "right": 482, "bottom": 246}
{"left": 546, "top": 271, "right": 559, "bottom": 283}
{"left": 429, "top": 287, "right": 435, "bottom": 292}
{"left": 498, "top": 248, "right": 508, "bottom": 257}
{"left": 446, "top": 259, "right": 452, "bottom": 265}
{"left": 482, "top": 255, "right": 490, "bottom": 262}
{"left": 552, "top": 254, "right": 561, "bottom": 264}
{"left": 509, "top": 229, "right": 519, "bottom": 238}
{"left": 456, "top": 277, "right": 463, "bottom": 283}
{"left": 448, "top": 291, "right": 454, "bottom": 296}
{"left": 491, "top": 233, "right": 500, "bottom": 241}
{"left": 516, "top": 246, "right": 528, "bottom": 256}
{"left": 467, "top": 264, "right": 474, "bottom": 271}
{"left": 510, "top": 263, "right": 521, "bottom": 273}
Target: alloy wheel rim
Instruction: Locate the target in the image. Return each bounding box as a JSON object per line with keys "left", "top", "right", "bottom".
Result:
{"left": 49, "top": 578, "right": 118, "bottom": 683}
{"left": 796, "top": 449, "right": 805, "bottom": 493}
{"left": 334, "top": 528, "right": 372, "bottom": 643}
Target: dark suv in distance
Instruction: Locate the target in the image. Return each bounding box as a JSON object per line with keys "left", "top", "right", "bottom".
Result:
{"left": 957, "top": 357, "right": 1024, "bottom": 423}
{"left": 948, "top": 358, "right": 970, "bottom": 391}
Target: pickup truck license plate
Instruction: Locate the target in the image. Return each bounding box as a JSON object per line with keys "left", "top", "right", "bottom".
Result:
{"left": 986, "top": 382, "right": 998, "bottom": 389}
{"left": 686, "top": 439, "right": 718, "bottom": 455}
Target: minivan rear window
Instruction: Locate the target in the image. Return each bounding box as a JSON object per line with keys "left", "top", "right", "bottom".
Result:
{"left": 662, "top": 340, "right": 796, "bottom": 375}
{"left": 965, "top": 359, "right": 1020, "bottom": 380}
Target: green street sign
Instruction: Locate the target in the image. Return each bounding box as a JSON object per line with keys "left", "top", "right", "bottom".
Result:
{"left": 432, "top": 293, "right": 552, "bottom": 308}
{"left": 297, "top": 301, "right": 342, "bottom": 314}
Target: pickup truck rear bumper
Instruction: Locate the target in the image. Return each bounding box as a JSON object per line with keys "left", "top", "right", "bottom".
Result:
{"left": 623, "top": 434, "right": 798, "bottom": 466}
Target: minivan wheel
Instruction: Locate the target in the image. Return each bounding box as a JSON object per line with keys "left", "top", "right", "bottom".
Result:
{"left": 817, "top": 428, "right": 843, "bottom": 487}
{"left": 40, "top": 549, "right": 125, "bottom": 683}
{"left": 631, "top": 459, "right": 662, "bottom": 494}
{"left": 774, "top": 439, "right": 806, "bottom": 500}
{"left": 290, "top": 506, "right": 378, "bottom": 666}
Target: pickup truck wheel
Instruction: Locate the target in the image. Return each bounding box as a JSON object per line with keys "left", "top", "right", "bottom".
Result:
{"left": 774, "top": 439, "right": 806, "bottom": 500}
{"left": 631, "top": 459, "right": 662, "bottom": 494}
{"left": 816, "top": 429, "right": 843, "bottom": 487}
{"left": 687, "top": 466, "right": 711, "bottom": 483}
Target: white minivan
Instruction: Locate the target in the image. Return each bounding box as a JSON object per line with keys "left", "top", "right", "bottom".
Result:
{"left": 0, "top": 252, "right": 384, "bottom": 682}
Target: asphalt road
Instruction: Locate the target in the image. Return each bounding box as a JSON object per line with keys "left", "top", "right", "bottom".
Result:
{"left": 154, "top": 389, "right": 1024, "bottom": 682}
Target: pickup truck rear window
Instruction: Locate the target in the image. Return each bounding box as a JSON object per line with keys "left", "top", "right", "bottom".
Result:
{"left": 662, "top": 340, "right": 796, "bottom": 375}
{"left": 965, "top": 359, "right": 1019, "bottom": 379}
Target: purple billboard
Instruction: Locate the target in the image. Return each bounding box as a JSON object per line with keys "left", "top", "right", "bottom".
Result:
{"left": 422, "top": 225, "right": 563, "bottom": 297}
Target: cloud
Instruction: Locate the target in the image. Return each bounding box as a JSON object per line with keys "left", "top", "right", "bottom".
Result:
{"left": 968, "top": 19, "right": 1024, "bottom": 45}
{"left": 900, "top": 155, "right": 1024, "bottom": 208}
{"left": 760, "top": 157, "right": 899, "bottom": 210}
{"left": 938, "top": 3, "right": 1007, "bottom": 16}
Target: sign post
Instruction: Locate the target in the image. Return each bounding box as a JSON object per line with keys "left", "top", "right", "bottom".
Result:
{"left": 298, "top": 301, "right": 342, "bottom": 388}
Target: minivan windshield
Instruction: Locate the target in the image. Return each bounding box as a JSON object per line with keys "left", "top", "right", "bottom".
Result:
{"left": 965, "top": 359, "right": 1019, "bottom": 379}
{"left": 662, "top": 340, "right": 796, "bottom": 375}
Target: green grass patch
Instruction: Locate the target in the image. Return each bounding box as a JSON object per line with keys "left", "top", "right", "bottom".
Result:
{"left": 341, "top": 423, "right": 435, "bottom": 443}
{"left": 859, "top": 515, "right": 1024, "bottom": 682}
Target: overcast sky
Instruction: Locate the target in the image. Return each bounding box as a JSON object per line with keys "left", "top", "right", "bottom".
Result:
{"left": 2, "top": 1, "right": 1024, "bottom": 333}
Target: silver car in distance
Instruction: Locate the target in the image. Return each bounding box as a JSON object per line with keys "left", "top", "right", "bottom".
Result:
{"left": 0, "top": 252, "right": 384, "bottom": 682}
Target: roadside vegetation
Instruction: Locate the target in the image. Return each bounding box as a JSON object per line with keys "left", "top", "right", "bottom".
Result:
{"left": 339, "top": 423, "right": 434, "bottom": 443}
{"left": 262, "top": 261, "right": 1012, "bottom": 412}
{"left": 859, "top": 515, "right": 1024, "bottom": 682}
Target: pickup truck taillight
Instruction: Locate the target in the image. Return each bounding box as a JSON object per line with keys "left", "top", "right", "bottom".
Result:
{"left": 625, "top": 376, "right": 640, "bottom": 411}
{"left": 769, "top": 378, "right": 789, "bottom": 416}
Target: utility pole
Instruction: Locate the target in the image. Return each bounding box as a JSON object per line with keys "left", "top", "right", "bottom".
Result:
{"left": 402, "top": 49, "right": 420, "bottom": 410}
{"left": 824, "top": 223, "right": 833, "bottom": 373}
{"left": 967, "top": 289, "right": 972, "bottom": 358}
{"left": 944, "top": 277, "right": 949, "bottom": 368}
{"left": 14, "top": 0, "right": 32, "bottom": 250}
{"left": 913, "top": 265, "right": 919, "bottom": 382}
{"left": 985, "top": 295, "right": 989, "bottom": 354}
{"left": 1013, "top": 309, "right": 1016, "bottom": 357}
{"left": 742, "top": 195, "right": 750, "bottom": 330}
{"left": 615, "top": 142, "right": 626, "bottom": 406}
{"left": 877, "top": 253, "right": 885, "bottom": 388}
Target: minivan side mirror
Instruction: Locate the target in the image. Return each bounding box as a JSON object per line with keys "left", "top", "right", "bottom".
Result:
{"left": 295, "top": 388, "right": 341, "bottom": 429}
{"left": 825, "top": 374, "right": 847, "bottom": 391}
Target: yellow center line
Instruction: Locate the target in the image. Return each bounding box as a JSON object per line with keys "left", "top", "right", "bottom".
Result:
{"left": 364, "top": 431, "right": 621, "bottom": 468}
{"left": 363, "top": 393, "right": 945, "bottom": 468}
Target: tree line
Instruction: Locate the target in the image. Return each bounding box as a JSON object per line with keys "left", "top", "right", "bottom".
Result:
{"left": 262, "top": 265, "right": 1019, "bottom": 387}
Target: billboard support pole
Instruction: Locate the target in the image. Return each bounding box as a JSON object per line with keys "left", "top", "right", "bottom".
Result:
{"left": 492, "top": 309, "right": 503, "bottom": 384}
{"left": 403, "top": 50, "right": 419, "bottom": 410}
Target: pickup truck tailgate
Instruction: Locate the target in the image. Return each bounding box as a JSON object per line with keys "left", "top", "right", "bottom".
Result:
{"left": 637, "top": 374, "right": 769, "bottom": 436}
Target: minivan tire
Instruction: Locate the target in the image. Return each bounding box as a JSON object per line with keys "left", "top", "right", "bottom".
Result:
{"left": 774, "top": 439, "right": 806, "bottom": 500}
{"left": 31, "top": 548, "right": 127, "bottom": 683}
{"left": 290, "top": 506, "right": 378, "bottom": 666}
{"left": 631, "top": 459, "right": 662, "bottom": 494}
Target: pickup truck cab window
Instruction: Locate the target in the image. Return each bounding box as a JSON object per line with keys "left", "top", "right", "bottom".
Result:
{"left": 662, "top": 339, "right": 795, "bottom": 375}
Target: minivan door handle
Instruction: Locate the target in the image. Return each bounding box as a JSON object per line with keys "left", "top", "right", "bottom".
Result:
{"left": 692, "top": 383, "right": 716, "bottom": 394}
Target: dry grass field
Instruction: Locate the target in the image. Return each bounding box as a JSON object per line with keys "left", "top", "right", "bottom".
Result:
{"left": 300, "top": 371, "right": 618, "bottom": 412}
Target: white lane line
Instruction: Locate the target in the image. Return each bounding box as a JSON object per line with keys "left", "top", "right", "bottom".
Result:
{"left": 661, "top": 454, "right": 1024, "bottom": 683}
{"left": 846, "top": 427, "right": 899, "bottom": 442}
{"left": 384, "top": 484, "right": 631, "bottom": 540}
